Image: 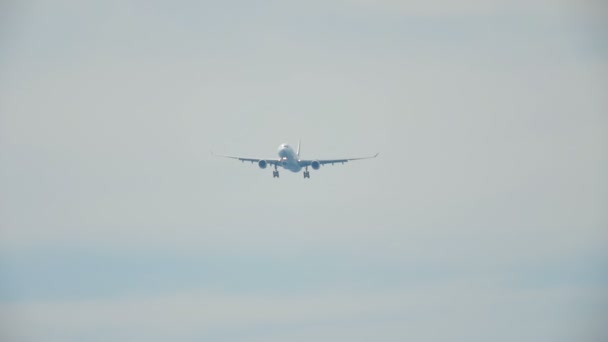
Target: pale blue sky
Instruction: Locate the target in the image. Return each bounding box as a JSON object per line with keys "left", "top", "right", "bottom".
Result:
{"left": 1, "top": 1, "right": 607, "bottom": 341}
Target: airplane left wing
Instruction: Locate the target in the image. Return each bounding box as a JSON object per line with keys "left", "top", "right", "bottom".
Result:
{"left": 299, "top": 153, "right": 379, "bottom": 166}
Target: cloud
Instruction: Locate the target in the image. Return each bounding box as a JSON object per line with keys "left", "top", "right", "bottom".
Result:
{"left": 337, "top": 0, "right": 600, "bottom": 16}
{"left": 1, "top": 282, "right": 605, "bottom": 341}
{"left": 1, "top": 53, "right": 606, "bottom": 263}
{"left": 1, "top": 3, "right": 606, "bottom": 341}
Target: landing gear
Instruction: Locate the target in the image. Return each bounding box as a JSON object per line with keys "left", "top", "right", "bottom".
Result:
{"left": 303, "top": 167, "right": 310, "bottom": 179}
{"left": 272, "top": 165, "right": 279, "bottom": 178}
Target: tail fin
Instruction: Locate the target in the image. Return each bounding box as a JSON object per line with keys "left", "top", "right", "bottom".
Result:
{"left": 297, "top": 139, "right": 301, "bottom": 157}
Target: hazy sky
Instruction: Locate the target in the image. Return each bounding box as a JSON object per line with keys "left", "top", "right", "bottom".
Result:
{"left": 1, "top": 1, "right": 607, "bottom": 341}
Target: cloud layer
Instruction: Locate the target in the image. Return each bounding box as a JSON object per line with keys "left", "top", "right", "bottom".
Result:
{"left": 1, "top": 1, "right": 607, "bottom": 341}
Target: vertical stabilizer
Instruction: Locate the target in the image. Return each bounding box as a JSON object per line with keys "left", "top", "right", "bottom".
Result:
{"left": 297, "top": 139, "right": 301, "bottom": 157}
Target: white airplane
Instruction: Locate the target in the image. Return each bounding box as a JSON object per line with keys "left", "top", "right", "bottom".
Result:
{"left": 212, "top": 141, "right": 378, "bottom": 178}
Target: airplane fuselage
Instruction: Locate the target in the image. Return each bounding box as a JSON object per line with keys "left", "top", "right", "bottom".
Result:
{"left": 277, "top": 143, "right": 302, "bottom": 172}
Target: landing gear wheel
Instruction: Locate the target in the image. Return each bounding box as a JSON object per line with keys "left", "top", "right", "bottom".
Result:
{"left": 273, "top": 170, "right": 279, "bottom": 178}
{"left": 303, "top": 171, "right": 310, "bottom": 178}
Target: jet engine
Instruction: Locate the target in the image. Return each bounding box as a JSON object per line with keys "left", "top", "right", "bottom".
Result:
{"left": 258, "top": 160, "right": 268, "bottom": 169}
{"left": 311, "top": 161, "right": 321, "bottom": 170}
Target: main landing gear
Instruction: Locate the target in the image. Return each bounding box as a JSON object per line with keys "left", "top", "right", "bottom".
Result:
{"left": 303, "top": 167, "right": 310, "bottom": 179}
{"left": 272, "top": 165, "right": 279, "bottom": 178}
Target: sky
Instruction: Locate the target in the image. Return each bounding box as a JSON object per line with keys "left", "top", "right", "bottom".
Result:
{"left": 1, "top": 0, "right": 607, "bottom": 341}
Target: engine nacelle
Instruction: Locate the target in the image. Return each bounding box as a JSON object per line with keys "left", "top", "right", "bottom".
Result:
{"left": 258, "top": 160, "right": 268, "bottom": 169}
{"left": 311, "top": 161, "right": 321, "bottom": 170}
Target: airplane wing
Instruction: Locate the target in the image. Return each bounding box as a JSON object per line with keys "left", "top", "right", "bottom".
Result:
{"left": 299, "top": 153, "right": 379, "bottom": 166}
{"left": 211, "top": 151, "right": 280, "bottom": 165}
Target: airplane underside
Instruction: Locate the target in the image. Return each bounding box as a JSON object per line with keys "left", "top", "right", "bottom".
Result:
{"left": 272, "top": 164, "right": 310, "bottom": 178}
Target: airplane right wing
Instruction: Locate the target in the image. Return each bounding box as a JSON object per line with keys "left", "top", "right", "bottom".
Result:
{"left": 211, "top": 151, "right": 279, "bottom": 166}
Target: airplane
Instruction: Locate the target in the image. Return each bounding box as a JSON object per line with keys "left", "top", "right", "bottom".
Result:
{"left": 212, "top": 141, "right": 378, "bottom": 178}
